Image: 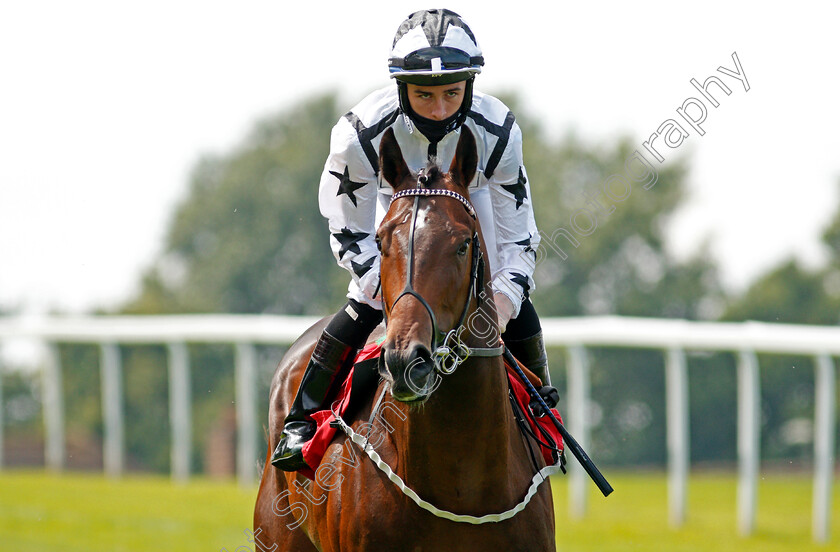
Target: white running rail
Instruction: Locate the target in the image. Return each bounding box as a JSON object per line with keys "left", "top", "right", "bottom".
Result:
{"left": 0, "top": 314, "right": 835, "bottom": 542}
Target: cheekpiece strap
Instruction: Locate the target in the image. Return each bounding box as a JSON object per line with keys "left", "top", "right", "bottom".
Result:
{"left": 391, "top": 188, "right": 476, "bottom": 219}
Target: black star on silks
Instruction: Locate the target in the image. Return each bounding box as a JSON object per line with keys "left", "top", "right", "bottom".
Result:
{"left": 501, "top": 167, "right": 528, "bottom": 209}
{"left": 331, "top": 166, "right": 366, "bottom": 207}
{"left": 333, "top": 227, "right": 369, "bottom": 260}
{"left": 351, "top": 256, "right": 376, "bottom": 278}
{"left": 510, "top": 272, "right": 531, "bottom": 299}
{"left": 515, "top": 234, "right": 534, "bottom": 253}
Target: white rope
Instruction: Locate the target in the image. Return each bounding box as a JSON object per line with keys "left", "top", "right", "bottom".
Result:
{"left": 331, "top": 412, "right": 564, "bottom": 524}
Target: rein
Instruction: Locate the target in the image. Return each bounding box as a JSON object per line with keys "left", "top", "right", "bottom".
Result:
{"left": 353, "top": 173, "right": 561, "bottom": 524}
{"left": 385, "top": 175, "right": 501, "bottom": 372}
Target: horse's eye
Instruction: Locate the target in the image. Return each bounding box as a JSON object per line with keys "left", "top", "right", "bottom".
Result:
{"left": 457, "top": 239, "right": 470, "bottom": 257}
{"left": 375, "top": 235, "right": 382, "bottom": 251}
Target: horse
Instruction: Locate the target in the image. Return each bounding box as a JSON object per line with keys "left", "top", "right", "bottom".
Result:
{"left": 253, "top": 126, "right": 557, "bottom": 551}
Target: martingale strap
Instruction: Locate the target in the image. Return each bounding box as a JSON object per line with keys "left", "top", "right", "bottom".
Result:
{"left": 331, "top": 392, "right": 565, "bottom": 524}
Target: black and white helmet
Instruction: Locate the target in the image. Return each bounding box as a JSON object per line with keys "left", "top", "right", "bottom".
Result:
{"left": 388, "top": 9, "right": 484, "bottom": 85}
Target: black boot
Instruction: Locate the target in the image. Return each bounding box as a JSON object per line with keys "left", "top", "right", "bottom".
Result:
{"left": 271, "top": 330, "right": 358, "bottom": 471}
{"left": 506, "top": 331, "right": 559, "bottom": 416}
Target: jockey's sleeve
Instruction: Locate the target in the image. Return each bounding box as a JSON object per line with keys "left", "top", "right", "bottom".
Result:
{"left": 318, "top": 116, "right": 382, "bottom": 304}
{"left": 487, "top": 120, "right": 541, "bottom": 319}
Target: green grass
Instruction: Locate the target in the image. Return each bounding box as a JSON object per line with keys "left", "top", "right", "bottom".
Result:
{"left": 0, "top": 469, "right": 836, "bottom": 551}
{"left": 549, "top": 471, "right": 839, "bottom": 551}
{"left": 0, "top": 470, "right": 256, "bottom": 551}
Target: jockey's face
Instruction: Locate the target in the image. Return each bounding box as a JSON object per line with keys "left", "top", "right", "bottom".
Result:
{"left": 405, "top": 81, "right": 466, "bottom": 121}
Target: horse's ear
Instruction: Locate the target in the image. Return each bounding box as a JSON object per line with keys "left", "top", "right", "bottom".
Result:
{"left": 449, "top": 126, "right": 477, "bottom": 188}
{"left": 379, "top": 128, "right": 411, "bottom": 189}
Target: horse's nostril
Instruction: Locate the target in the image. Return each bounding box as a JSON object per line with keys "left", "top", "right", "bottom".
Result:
{"left": 381, "top": 342, "right": 438, "bottom": 401}
{"left": 410, "top": 343, "right": 432, "bottom": 365}
{"left": 383, "top": 345, "right": 430, "bottom": 376}
{"left": 383, "top": 347, "right": 401, "bottom": 372}
{"left": 406, "top": 344, "right": 433, "bottom": 376}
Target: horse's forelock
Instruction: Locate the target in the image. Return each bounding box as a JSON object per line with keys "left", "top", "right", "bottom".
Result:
{"left": 421, "top": 159, "right": 442, "bottom": 188}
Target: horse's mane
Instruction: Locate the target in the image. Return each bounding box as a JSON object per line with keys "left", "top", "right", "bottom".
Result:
{"left": 420, "top": 158, "right": 442, "bottom": 187}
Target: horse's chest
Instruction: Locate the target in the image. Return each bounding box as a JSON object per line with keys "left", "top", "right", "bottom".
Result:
{"left": 310, "top": 462, "right": 553, "bottom": 551}
{"left": 306, "top": 433, "right": 555, "bottom": 551}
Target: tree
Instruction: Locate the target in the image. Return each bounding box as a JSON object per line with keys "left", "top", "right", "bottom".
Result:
{"left": 724, "top": 260, "right": 839, "bottom": 325}
{"left": 106, "top": 94, "right": 352, "bottom": 471}
{"left": 719, "top": 180, "right": 840, "bottom": 464}
{"left": 125, "top": 93, "right": 349, "bottom": 315}
{"left": 59, "top": 92, "right": 730, "bottom": 472}
{"left": 506, "top": 102, "right": 724, "bottom": 466}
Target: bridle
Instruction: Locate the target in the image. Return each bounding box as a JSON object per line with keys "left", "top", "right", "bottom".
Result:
{"left": 337, "top": 175, "right": 566, "bottom": 518}
{"left": 382, "top": 170, "right": 501, "bottom": 374}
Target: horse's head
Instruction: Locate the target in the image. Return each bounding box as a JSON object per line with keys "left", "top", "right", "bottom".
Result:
{"left": 376, "top": 127, "right": 483, "bottom": 402}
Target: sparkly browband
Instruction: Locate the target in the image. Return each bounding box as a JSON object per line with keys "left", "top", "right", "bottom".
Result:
{"left": 390, "top": 188, "right": 476, "bottom": 218}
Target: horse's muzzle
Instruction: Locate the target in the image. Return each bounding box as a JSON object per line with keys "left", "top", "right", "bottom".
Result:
{"left": 380, "top": 342, "right": 438, "bottom": 402}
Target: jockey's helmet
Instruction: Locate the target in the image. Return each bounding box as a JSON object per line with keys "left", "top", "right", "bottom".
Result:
{"left": 388, "top": 9, "right": 484, "bottom": 86}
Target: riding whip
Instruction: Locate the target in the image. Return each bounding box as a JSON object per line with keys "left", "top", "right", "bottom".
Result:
{"left": 503, "top": 347, "right": 614, "bottom": 497}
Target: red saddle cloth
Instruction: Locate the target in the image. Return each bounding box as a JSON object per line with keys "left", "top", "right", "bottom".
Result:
{"left": 299, "top": 342, "right": 565, "bottom": 480}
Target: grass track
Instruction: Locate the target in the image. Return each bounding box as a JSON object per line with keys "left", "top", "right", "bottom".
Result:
{"left": 0, "top": 470, "right": 256, "bottom": 551}
{"left": 550, "top": 471, "right": 838, "bottom": 551}
{"left": 0, "top": 469, "right": 837, "bottom": 551}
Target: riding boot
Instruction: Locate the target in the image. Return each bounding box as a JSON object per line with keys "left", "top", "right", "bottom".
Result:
{"left": 506, "top": 331, "right": 559, "bottom": 416}
{"left": 271, "top": 330, "right": 359, "bottom": 471}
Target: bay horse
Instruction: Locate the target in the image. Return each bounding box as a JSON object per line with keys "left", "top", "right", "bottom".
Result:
{"left": 254, "top": 126, "right": 556, "bottom": 551}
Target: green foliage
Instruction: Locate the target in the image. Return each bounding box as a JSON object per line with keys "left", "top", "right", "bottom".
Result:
{"left": 58, "top": 345, "right": 104, "bottom": 469}
{"left": 106, "top": 95, "right": 353, "bottom": 471}
{"left": 0, "top": 370, "right": 42, "bottom": 446}
{"left": 589, "top": 348, "right": 667, "bottom": 466}
{"left": 509, "top": 103, "right": 725, "bottom": 467}
{"left": 122, "top": 346, "right": 171, "bottom": 472}
{"left": 821, "top": 181, "right": 840, "bottom": 263}
{"left": 46, "top": 91, "right": 839, "bottom": 474}
{"left": 723, "top": 260, "right": 839, "bottom": 325}
{"left": 125, "top": 93, "right": 349, "bottom": 315}
{"left": 519, "top": 125, "right": 722, "bottom": 319}
{"left": 686, "top": 352, "right": 738, "bottom": 464}
{"left": 121, "top": 91, "right": 724, "bottom": 470}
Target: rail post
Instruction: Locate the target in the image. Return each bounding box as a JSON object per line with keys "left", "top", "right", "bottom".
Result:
{"left": 666, "top": 347, "right": 689, "bottom": 527}
{"left": 235, "top": 342, "right": 258, "bottom": 486}
{"left": 100, "top": 342, "right": 125, "bottom": 477}
{"left": 737, "top": 349, "right": 760, "bottom": 536}
{"left": 812, "top": 353, "right": 835, "bottom": 543}
{"left": 567, "top": 344, "right": 590, "bottom": 519}
{"left": 43, "top": 342, "right": 65, "bottom": 472}
{"left": 168, "top": 342, "right": 191, "bottom": 482}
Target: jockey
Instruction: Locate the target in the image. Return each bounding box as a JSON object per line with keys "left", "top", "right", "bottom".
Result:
{"left": 272, "top": 9, "right": 555, "bottom": 471}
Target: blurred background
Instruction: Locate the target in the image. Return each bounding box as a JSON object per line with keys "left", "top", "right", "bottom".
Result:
{"left": 1, "top": 0, "right": 838, "bottom": 503}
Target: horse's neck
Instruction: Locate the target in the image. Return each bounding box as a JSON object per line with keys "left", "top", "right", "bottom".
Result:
{"left": 395, "top": 280, "right": 516, "bottom": 477}
{"left": 398, "top": 353, "right": 518, "bottom": 485}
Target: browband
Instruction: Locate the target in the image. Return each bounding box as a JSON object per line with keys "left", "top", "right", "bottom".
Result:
{"left": 390, "top": 188, "right": 476, "bottom": 219}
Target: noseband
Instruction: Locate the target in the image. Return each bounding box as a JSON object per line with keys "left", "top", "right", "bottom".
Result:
{"left": 384, "top": 171, "right": 488, "bottom": 373}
